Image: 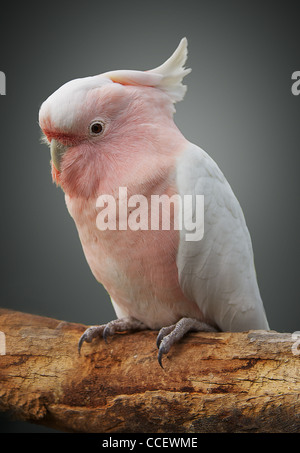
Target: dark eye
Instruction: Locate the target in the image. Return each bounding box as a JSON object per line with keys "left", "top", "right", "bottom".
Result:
{"left": 89, "top": 121, "right": 104, "bottom": 135}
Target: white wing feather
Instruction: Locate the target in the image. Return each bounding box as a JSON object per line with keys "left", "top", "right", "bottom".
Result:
{"left": 176, "top": 143, "right": 269, "bottom": 331}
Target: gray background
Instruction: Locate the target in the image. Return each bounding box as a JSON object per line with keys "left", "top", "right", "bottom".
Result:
{"left": 0, "top": 0, "right": 299, "bottom": 432}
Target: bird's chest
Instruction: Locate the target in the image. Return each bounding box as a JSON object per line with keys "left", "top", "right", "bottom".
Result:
{"left": 65, "top": 191, "right": 182, "bottom": 309}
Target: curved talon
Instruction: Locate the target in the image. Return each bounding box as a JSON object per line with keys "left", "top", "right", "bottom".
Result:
{"left": 156, "top": 325, "right": 175, "bottom": 349}
{"left": 78, "top": 331, "right": 94, "bottom": 355}
{"left": 78, "top": 334, "right": 85, "bottom": 356}
{"left": 157, "top": 337, "right": 171, "bottom": 369}
{"left": 156, "top": 333, "right": 163, "bottom": 349}
{"left": 77, "top": 317, "right": 147, "bottom": 356}
{"left": 103, "top": 325, "right": 110, "bottom": 344}
{"left": 158, "top": 348, "right": 164, "bottom": 369}
{"left": 156, "top": 318, "right": 217, "bottom": 367}
{"left": 103, "top": 320, "right": 120, "bottom": 343}
{"left": 77, "top": 325, "right": 105, "bottom": 355}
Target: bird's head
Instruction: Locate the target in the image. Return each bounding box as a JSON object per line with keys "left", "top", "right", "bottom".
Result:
{"left": 39, "top": 38, "right": 191, "bottom": 198}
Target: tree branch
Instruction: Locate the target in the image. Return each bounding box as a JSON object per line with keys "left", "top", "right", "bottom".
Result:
{"left": 0, "top": 308, "right": 299, "bottom": 432}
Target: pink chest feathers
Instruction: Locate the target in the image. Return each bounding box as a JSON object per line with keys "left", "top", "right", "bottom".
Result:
{"left": 65, "top": 186, "right": 202, "bottom": 329}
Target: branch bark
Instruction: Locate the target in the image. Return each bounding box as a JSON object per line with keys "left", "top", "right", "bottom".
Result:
{"left": 0, "top": 308, "right": 299, "bottom": 432}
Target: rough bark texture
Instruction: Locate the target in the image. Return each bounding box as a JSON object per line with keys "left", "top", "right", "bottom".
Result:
{"left": 0, "top": 308, "right": 299, "bottom": 432}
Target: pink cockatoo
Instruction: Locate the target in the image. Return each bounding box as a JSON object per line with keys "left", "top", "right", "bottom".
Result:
{"left": 39, "top": 38, "right": 269, "bottom": 367}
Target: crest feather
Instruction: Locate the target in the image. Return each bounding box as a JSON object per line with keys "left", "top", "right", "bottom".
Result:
{"left": 103, "top": 38, "right": 191, "bottom": 103}
{"left": 148, "top": 37, "right": 191, "bottom": 102}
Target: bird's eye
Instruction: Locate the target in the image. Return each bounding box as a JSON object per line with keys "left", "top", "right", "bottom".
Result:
{"left": 89, "top": 121, "right": 104, "bottom": 135}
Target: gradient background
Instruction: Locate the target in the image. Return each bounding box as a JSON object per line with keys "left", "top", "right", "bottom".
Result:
{"left": 0, "top": 0, "right": 299, "bottom": 432}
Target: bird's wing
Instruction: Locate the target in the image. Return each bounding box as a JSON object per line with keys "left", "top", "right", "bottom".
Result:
{"left": 175, "top": 143, "right": 269, "bottom": 331}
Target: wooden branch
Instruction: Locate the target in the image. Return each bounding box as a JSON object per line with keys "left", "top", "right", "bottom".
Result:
{"left": 0, "top": 308, "right": 299, "bottom": 433}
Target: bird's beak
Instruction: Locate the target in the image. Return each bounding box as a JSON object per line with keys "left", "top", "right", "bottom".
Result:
{"left": 50, "top": 139, "right": 67, "bottom": 172}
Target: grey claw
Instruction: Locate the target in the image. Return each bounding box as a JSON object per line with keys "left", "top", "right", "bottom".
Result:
{"left": 157, "top": 347, "right": 165, "bottom": 369}
{"left": 78, "top": 333, "right": 87, "bottom": 355}
{"left": 156, "top": 325, "right": 175, "bottom": 349}
{"left": 77, "top": 325, "right": 105, "bottom": 355}
{"left": 156, "top": 318, "right": 217, "bottom": 367}
{"left": 77, "top": 318, "right": 148, "bottom": 357}
{"left": 156, "top": 331, "right": 163, "bottom": 349}
{"left": 103, "top": 325, "right": 110, "bottom": 344}
{"left": 157, "top": 338, "right": 170, "bottom": 369}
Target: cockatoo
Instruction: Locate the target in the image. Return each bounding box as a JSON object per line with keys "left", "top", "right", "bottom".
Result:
{"left": 39, "top": 38, "right": 269, "bottom": 367}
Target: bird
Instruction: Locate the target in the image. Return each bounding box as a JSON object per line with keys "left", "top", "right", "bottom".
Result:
{"left": 39, "top": 38, "right": 269, "bottom": 367}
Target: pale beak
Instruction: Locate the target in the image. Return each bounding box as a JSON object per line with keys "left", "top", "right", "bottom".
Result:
{"left": 50, "top": 139, "right": 67, "bottom": 172}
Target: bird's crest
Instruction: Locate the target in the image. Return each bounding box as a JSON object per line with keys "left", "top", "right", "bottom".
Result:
{"left": 103, "top": 38, "right": 191, "bottom": 103}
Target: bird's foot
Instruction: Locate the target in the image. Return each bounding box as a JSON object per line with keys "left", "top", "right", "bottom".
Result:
{"left": 156, "top": 317, "right": 217, "bottom": 368}
{"left": 78, "top": 317, "right": 147, "bottom": 354}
